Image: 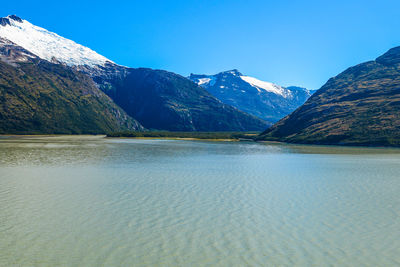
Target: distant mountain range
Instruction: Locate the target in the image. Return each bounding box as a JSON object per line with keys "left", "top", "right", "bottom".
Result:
{"left": 0, "top": 15, "right": 268, "bottom": 133}
{"left": 259, "top": 46, "right": 400, "bottom": 146}
{"left": 189, "top": 70, "right": 313, "bottom": 123}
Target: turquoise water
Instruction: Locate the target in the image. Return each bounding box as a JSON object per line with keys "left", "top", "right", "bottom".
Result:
{"left": 0, "top": 136, "right": 400, "bottom": 266}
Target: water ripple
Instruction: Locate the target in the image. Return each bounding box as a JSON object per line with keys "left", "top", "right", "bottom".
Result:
{"left": 1, "top": 136, "right": 400, "bottom": 266}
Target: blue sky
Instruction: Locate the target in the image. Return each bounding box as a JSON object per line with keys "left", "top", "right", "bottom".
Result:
{"left": 3, "top": 0, "right": 400, "bottom": 89}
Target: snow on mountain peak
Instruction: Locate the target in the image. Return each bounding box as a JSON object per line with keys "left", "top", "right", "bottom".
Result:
{"left": 190, "top": 70, "right": 293, "bottom": 98}
{"left": 239, "top": 75, "right": 291, "bottom": 97}
{"left": 0, "top": 15, "right": 113, "bottom": 67}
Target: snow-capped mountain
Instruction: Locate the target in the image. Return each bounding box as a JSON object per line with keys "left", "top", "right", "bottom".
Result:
{"left": 189, "top": 70, "right": 313, "bottom": 122}
{"left": 0, "top": 15, "right": 112, "bottom": 67}
{"left": 0, "top": 35, "right": 144, "bottom": 134}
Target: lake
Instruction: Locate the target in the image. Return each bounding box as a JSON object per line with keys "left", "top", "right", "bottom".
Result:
{"left": 0, "top": 136, "right": 399, "bottom": 266}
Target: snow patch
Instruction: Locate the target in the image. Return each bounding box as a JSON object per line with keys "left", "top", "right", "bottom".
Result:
{"left": 197, "top": 78, "right": 211, "bottom": 85}
{"left": 194, "top": 76, "right": 216, "bottom": 87}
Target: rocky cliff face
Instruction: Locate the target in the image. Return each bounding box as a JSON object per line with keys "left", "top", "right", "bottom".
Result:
{"left": 259, "top": 46, "right": 400, "bottom": 146}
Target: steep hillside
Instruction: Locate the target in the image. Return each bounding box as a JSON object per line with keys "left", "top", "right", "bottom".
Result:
{"left": 259, "top": 47, "right": 400, "bottom": 146}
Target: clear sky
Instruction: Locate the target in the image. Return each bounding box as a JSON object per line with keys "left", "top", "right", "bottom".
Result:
{"left": 3, "top": 0, "right": 400, "bottom": 89}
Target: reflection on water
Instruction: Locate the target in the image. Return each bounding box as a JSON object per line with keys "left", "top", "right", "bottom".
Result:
{"left": 0, "top": 136, "right": 400, "bottom": 266}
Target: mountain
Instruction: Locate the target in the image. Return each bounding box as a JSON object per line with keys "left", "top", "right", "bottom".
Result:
{"left": 259, "top": 46, "right": 400, "bottom": 146}
{"left": 0, "top": 36, "right": 143, "bottom": 134}
{"left": 94, "top": 67, "right": 268, "bottom": 131}
{"left": 189, "top": 70, "right": 312, "bottom": 123}
{"left": 0, "top": 15, "right": 268, "bottom": 132}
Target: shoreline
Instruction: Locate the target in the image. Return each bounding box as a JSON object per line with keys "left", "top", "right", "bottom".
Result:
{"left": 106, "top": 136, "right": 240, "bottom": 142}
{"left": 0, "top": 134, "right": 244, "bottom": 142}
{"left": 1, "top": 134, "right": 400, "bottom": 148}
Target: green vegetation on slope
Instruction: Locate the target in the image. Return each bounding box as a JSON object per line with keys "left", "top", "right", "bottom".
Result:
{"left": 0, "top": 60, "right": 143, "bottom": 134}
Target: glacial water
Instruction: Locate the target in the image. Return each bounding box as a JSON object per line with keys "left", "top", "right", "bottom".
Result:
{"left": 0, "top": 136, "right": 399, "bottom": 266}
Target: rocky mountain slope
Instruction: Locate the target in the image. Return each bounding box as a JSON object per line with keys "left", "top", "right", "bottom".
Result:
{"left": 189, "top": 70, "right": 312, "bottom": 123}
{"left": 0, "top": 15, "right": 268, "bottom": 132}
{"left": 259, "top": 46, "right": 400, "bottom": 146}
{"left": 0, "top": 37, "right": 143, "bottom": 134}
